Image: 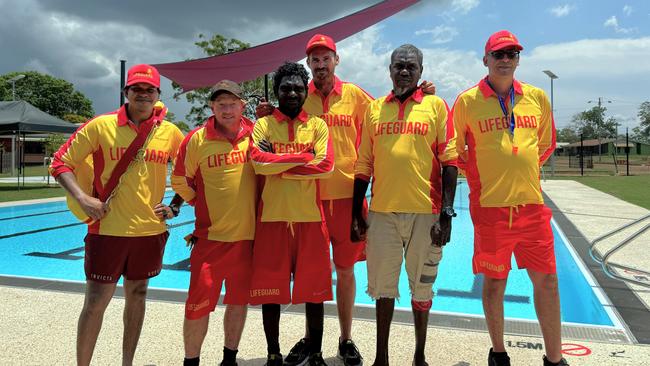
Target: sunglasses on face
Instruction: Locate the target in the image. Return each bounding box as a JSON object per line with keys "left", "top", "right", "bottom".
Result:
{"left": 490, "top": 50, "right": 520, "bottom": 60}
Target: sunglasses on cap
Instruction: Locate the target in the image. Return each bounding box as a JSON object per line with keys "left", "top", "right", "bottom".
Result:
{"left": 489, "top": 50, "right": 520, "bottom": 60}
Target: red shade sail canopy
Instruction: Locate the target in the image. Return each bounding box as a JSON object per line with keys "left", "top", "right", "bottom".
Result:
{"left": 154, "top": 0, "right": 419, "bottom": 92}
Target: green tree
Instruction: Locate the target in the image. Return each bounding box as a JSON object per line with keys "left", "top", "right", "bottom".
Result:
{"left": 631, "top": 126, "right": 649, "bottom": 143}
{"left": 571, "top": 105, "right": 618, "bottom": 158}
{"left": 43, "top": 133, "right": 67, "bottom": 157}
{"left": 63, "top": 113, "right": 89, "bottom": 124}
{"left": 172, "top": 34, "right": 273, "bottom": 126}
{"left": 556, "top": 126, "right": 578, "bottom": 143}
{"left": 165, "top": 110, "right": 191, "bottom": 133}
{"left": 0, "top": 71, "right": 94, "bottom": 119}
{"left": 634, "top": 101, "right": 650, "bottom": 142}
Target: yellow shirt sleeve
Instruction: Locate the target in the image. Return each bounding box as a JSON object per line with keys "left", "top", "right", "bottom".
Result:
{"left": 451, "top": 96, "right": 469, "bottom": 168}
{"left": 171, "top": 129, "right": 199, "bottom": 205}
{"left": 49, "top": 119, "right": 99, "bottom": 177}
{"left": 250, "top": 117, "right": 312, "bottom": 175}
{"left": 434, "top": 99, "right": 458, "bottom": 166}
{"left": 282, "top": 119, "right": 334, "bottom": 180}
{"left": 537, "top": 90, "right": 556, "bottom": 165}
{"left": 354, "top": 103, "right": 375, "bottom": 181}
{"left": 355, "top": 87, "right": 374, "bottom": 132}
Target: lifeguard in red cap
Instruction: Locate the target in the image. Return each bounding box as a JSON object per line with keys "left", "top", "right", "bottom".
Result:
{"left": 256, "top": 33, "right": 436, "bottom": 366}
{"left": 50, "top": 64, "right": 184, "bottom": 366}
{"left": 451, "top": 31, "right": 565, "bottom": 366}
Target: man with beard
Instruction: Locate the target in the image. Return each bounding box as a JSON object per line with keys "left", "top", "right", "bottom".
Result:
{"left": 249, "top": 62, "right": 334, "bottom": 366}
{"left": 256, "top": 34, "right": 437, "bottom": 366}
{"left": 352, "top": 45, "right": 458, "bottom": 366}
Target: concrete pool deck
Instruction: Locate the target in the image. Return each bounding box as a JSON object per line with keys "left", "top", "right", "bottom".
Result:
{"left": 1, "top": 179, "right": 649, "bottom": 365}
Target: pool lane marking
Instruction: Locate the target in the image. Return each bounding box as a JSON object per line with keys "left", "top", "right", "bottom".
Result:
{"left": 0, "top": 222, "right": 83, "bottom": 239}
{"left": 26, "top": 246, "right": 84, "bottom": 260}
{"left": 0, "top": 196, "right": 185, "bottom": 222}
{"left": 437, "top": 275, "right": 530, "bottom": 303}
{"left": 0, "top": 205, "right": 193, "bottom": 240}
{"left": 0, "top": 209, "right": 70, "bottom": 222}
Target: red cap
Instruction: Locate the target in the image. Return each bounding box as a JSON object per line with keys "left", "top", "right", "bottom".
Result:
{"left": 126, "top": 64, "right": 160, "bottom": 88}
{"left": 306, "top": 34, "right": 336, "bottom": 55}
{"left": 485, "top": 30, "right": 523, "bottom": 54}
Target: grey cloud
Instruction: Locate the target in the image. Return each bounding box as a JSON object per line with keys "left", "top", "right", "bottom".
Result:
{"left": 37, "top": 0, "right": 379, "bottom": 42}
{"left": 0, "top": 0, "right": 397, "bottom": 115}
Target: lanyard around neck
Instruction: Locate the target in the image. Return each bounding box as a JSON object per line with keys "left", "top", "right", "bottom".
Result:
{"left": 486, "top": 79, "right": 516, "bottom": 135}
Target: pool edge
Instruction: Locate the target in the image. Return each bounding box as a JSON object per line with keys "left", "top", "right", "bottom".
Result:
{"left": 544, "top": 192, "right": 650, "bottom": 345}
{"left": 0, "top": 273, "right": 634, "bottom": 344}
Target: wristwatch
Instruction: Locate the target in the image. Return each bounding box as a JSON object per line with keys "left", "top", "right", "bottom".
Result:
{"left": 441, "top": 206, "right": 457, "bottom": 218}
{"left": 169, "top": 204, "right": 180, "bottom": 218}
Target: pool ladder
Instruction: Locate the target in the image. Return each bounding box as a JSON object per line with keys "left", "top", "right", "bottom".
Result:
{"left": 589, "top": 213, "right": 650, "bottom": 288}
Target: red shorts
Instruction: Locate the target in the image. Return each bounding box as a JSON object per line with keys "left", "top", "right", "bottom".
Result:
{"left": 250, "top": 221, "right": 333, "bottom": 305}
{"left": 470, "top": 204, "right": 556, "bottom": 279}
{"left": 322, "top": 198, "right": 367, "bottom": 268}
{"left": 84, "top": 231, "right": 169, "bottom": 283}
{"left": 185, "top": 239, "right": 253, "bottom": 320}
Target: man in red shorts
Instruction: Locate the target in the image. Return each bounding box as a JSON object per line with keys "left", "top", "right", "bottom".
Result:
{"left": 451, "top": 30, "right": 566, "bottom": 366}
{"left": 249, "top": 62, "right": 334, "bottom": 366}
{"left": 50, "top": 64, "right": 184, "bottom": 366}
{"left": 172, "top": 80, "right": 256, "bottom": 366}
{"left": 256, "top": 34, "right": 437, "bottom": 366}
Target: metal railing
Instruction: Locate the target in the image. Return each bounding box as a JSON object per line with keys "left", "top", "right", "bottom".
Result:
{"left": 589, "top": 213, "right": 650, "bottom": 287}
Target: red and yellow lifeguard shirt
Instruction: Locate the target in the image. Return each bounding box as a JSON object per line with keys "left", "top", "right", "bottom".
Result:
{"left": 303, "top": 76, "right": 373, "bottom": 200}
{"left": 452, "top": 77, "right": 556, "bottom": 207}
{"left": 355, "top": 88, "right": 458, "bottom": 214}
{"left": 171, "top": 116, "right": 257, "bottom": 242}
{"left": 50, "top": 105, "right": 184, "bottom": 236}
{"left": 250, "top": 109, "right": 334, "bottom": 222}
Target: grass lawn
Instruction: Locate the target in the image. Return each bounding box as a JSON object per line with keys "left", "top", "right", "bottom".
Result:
{"left": 558, "top": 175, "right": 650, "bottom": 210}
{"left": 0, "top": 184, "right": 64, "bottom": 202}
{"left": 0, "top": 165, "right": 49, "bottom": 178}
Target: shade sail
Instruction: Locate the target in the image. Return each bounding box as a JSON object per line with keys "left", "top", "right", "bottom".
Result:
{"left": 154, "top": 0, "right": 419, "bottom": 92}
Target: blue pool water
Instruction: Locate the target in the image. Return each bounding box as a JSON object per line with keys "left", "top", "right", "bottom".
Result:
{"left": 0, "top": 183, "right": 615, "bottom": 326}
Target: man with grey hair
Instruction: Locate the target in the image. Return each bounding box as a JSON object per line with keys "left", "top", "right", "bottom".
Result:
{"left": 352, "top": 44, "right": 459, "bottom": 366}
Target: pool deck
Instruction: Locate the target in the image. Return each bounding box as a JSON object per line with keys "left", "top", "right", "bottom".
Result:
{"left": 1, "top": 179, "right": 650, "bottom": 365}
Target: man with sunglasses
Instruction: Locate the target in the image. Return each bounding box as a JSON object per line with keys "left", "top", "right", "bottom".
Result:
{"left": 451, "top": 31, "right": 564, "bottom": 366}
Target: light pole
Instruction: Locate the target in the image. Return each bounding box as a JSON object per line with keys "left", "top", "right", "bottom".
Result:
{"left": 6, "top": 74, "right": 25, "bottom": 177}
{"left": 7, "top": 74, "right": 25, "bottom": 101}
{"left": 543, "top": 70, "right": 558, "bottom": 176}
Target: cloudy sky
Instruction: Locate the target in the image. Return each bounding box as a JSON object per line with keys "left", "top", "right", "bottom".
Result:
{"left": 1, "top": 0, "right": 649, "bottom": 131}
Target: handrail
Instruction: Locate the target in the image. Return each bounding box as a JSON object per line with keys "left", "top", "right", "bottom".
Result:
{"left": 589, "top": 213, "right": 650, "bottom": 263}
{"left": 589, "top": 213, "right": 650, "bottom": 288}
{"left": 601, "top": 224, "right": 650, "bottom": 287}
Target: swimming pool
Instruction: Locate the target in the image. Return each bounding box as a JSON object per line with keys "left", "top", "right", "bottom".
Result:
{"left": 0, "top": 182, "right": 619, "bottom": 327}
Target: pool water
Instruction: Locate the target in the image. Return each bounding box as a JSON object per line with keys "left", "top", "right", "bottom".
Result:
{"left": 0, "top": 183, "right": 615, "bottom": 326}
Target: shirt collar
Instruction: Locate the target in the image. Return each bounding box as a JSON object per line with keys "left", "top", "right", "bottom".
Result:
{"left": 117, "top": 103, "right": 163, "bottom": 127}
{"left": 308, "top": 75, "right": 343, "bottom": 96}
{"left": 384, "top": 87, "right": 424, "bottom": 104}
{"left": 271, "top": 108, "right": 309, "bottom": 123}
{"left": 478, "top": 76, "right": 524, "bottom": 99}
{"left": 205, "top": 116, "right": 254, "bottom": 141}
